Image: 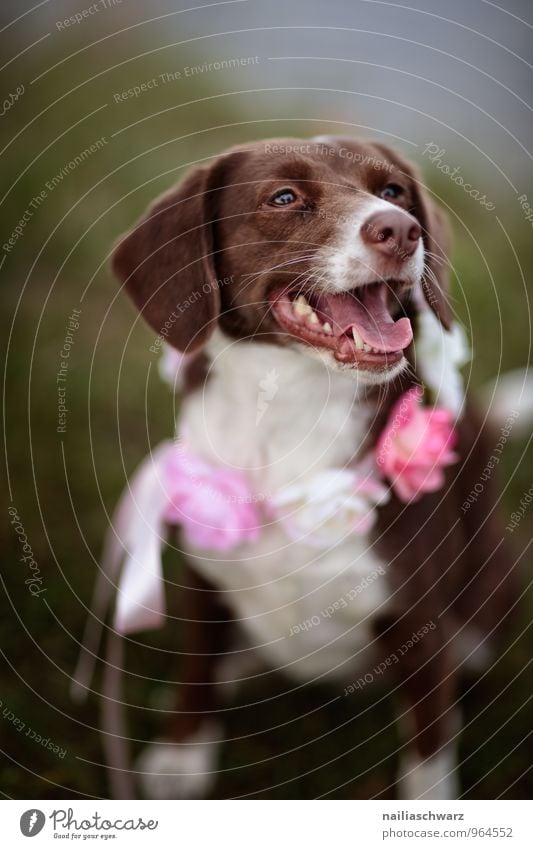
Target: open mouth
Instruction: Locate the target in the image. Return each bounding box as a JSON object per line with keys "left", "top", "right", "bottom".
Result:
{"left": 270, "top": 281, "right": 413, "bottom": 369}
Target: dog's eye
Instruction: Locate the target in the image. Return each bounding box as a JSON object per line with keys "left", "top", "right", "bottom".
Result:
{"left": 268, "top": 188, "right": 297, "bottom": 206}
{"left": 380, "top": 183, "right": 405, "bottom": 201}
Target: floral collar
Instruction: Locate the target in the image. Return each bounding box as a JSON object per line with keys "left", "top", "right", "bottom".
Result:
{"left": 164, "top": 383, "right": 457, "bottom": 544}
{"left": 111, "top": 291, "right": 469, "bottom": 635}
{"left": 112, "top": 382, "right": 459, "bottom": 634}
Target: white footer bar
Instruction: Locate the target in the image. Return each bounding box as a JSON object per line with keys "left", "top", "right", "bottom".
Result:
{"left": 4, "top": 799, "right": 530, "bottom": 848}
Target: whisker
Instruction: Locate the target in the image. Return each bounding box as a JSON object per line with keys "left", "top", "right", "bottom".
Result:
{"left": 253, "top": 265, "right": 330, "bottom": 338}
{"left": 423, "top": 263, "right": 457, "bottom": 304}
{"left": 240, "top": 253, "right": 316, "bottom": 282}
{"left": 422, "top": 263, "right": 444, "bottom": 293}
{"left": 291, "top": 266, "right": 328, "bottom": 300}
{"left": 402, "top": 361, "right": 419, "bottom": 385}
{"left": 423, "top": 249, "right": 446, "bottom": 268}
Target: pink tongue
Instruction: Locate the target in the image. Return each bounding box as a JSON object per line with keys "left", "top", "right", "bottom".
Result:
{"left": 317, "top": 284, "right": 413, "bottom": 353}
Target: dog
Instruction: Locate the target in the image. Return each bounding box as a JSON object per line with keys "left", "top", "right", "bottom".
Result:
{"left": 106, "top": 136, "right": 517, "bottom": 800}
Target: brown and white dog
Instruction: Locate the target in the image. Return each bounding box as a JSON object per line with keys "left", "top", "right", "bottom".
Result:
{"left": 111, "top": 137, "right": 516, "bottom": 800}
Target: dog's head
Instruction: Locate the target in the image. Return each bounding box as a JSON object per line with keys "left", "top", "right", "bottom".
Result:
{"left": 113, "top": 136, "right": 451, "bottom": 385}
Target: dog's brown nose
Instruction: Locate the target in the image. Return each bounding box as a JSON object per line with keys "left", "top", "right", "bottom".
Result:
{"left": 361, "top": 210, "right": 421, "bottom": 259}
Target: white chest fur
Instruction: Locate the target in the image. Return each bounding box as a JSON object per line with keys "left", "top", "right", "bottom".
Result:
{"left": 179, "top": 335, "right": 391, "bottom": 681}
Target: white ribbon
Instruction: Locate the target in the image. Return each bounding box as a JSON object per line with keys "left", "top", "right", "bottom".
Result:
{"left": 71, "top": 441, "right": 174, "bottom": 703}
{"left": 112, "top": 440, "right": 174, "bottom": 634}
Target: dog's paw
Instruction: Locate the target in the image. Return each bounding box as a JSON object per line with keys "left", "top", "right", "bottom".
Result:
{"left": 135, "top": 722, "right": 223, "bottom": 799}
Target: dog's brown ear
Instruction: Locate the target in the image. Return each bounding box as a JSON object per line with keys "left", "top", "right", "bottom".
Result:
{"left": 112, "top": 165, "right": 220, "bottom": 352}
{"left": 372, "top": 143, "right": 453, "bottom": 330}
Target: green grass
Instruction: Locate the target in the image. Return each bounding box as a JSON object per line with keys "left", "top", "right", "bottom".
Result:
{"left": 1, "top": 37, "right": 532, "bottom": 799}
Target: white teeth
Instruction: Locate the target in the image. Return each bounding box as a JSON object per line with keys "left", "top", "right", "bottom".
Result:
{"left": 292, "top": 295, "right": 334, "bottom": 335}
{"left": 293, "top": 295, "right": 312, "bottom": 316}
{"left": 362, "top": 343, "right": 371, "bottom": 352}
{"left": 352, "top": 327, "right": 364, "bottom": 350}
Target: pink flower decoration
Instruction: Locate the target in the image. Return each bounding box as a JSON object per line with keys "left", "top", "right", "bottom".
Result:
{"left": 163, "top": 444, "right": 261, "bottom": 550}
{"left": 376, "top": 387, "right": 458, "bottom": 503}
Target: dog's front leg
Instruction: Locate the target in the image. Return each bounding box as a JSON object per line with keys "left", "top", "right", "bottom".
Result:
{"left": 375, "top": 614, "right": 460, "bottom": 800}
{"left": 136, "top": 565, "right": 230, "bottom": 799}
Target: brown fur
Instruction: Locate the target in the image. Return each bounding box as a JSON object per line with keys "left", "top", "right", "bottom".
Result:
{"left": 112, "top": 136, "right": 517, "bottom": 794}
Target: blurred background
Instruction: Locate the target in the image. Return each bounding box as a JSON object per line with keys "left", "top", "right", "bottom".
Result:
{"left": 1, "top": 0, "right": 532, "bottom": 799}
